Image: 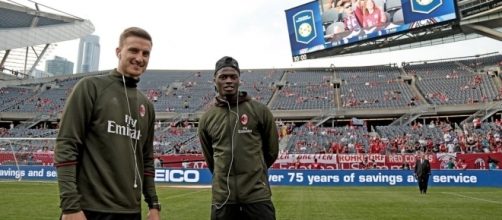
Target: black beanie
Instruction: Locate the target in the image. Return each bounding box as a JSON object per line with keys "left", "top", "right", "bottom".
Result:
{"left": 214, "top": 56, "right": 240, "bottom": 75}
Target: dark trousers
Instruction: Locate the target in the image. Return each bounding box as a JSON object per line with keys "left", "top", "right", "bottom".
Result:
{"left": 211, "top": 201, "right": 276, "bottom": 220}
{"left": 60, "top": 210, "right": 141, "bottom": 220}
{"left": 418, "top": 175, "right": 429, "bottom": 193}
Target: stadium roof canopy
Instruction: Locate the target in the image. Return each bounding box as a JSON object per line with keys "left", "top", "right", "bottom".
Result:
{"left": 0, "top": 0, "right": 94, "bottom": 79}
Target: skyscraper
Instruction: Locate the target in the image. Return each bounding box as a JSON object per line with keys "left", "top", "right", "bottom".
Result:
{"left": 77, "top": 35, "right": 100, "bottom": 73}
{"left": 45, "top": 56, "right": 74, "bottom": 76}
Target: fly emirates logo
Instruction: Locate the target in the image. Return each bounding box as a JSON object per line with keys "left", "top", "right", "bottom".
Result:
{"left": 107, "top": 114, "right": 141, "bottom": 140}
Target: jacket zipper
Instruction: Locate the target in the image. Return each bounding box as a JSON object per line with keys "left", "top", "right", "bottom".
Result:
{"left": 227, "top": 102, "right": 240, "bottom": 203}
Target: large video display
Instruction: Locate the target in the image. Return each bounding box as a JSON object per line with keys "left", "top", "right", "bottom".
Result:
{"left": 286, "top": 0, "right": 458, "bottom": 61}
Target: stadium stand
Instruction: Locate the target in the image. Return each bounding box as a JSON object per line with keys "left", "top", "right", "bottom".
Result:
{"left": 0, "top": 53, "right": 501, "bottom": 164}
{"left": 0, "top": 87, "right": 36, "bottom": 111}
{"left": 272, "top": 69, "right": 335, "bottom": 110}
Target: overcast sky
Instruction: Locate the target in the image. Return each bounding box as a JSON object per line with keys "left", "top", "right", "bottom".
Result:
{"left": 22, "top": 0, "right": 502, "bottom": 71}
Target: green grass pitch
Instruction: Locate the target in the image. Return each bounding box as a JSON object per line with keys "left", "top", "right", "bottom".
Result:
{"left": 1, "top": 182, "right": 502, "bottom": 219}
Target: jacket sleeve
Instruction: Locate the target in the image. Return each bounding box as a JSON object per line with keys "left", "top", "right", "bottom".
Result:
{"left": 143, "top": 103, "right": 159, "bottom": 208}
{"left": 198, "top": 116, "right": 214, "bottom": 173}
{"left": 261, "top": 106, "right": 279, "bottom": 168}
{"left": 54, "top": 78, "right": 95, "bottom": 214}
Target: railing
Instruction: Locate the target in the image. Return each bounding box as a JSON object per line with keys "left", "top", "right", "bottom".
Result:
{"left": 461, "top": 102, "right": 502, "bottom": 125}
{"left": 389, "top": 105, "right": 436, "bottom": 126}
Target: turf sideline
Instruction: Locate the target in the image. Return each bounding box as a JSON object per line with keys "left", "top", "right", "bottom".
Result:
{"left": 441, "top": 192, "right": 502, "bottom": 204}
{"left": 159, "top": 184, "right": 211, "bottom": 189}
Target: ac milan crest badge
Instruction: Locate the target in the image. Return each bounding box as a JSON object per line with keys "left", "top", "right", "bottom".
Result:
{"left": 139, "top": 104, "right": 146, "bottom": 117}
{"left": 240, "top": 114, "right": 248, "bottom": 125}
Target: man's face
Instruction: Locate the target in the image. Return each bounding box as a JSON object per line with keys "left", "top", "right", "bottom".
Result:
{"left": 214, "top": 67, "right": 240, "bottom": 97}
{"left": 116, "top": 36, "right": 152, "bottom": 78}
{"left": 419, "top": 154, "right": 426, "bottom": 160}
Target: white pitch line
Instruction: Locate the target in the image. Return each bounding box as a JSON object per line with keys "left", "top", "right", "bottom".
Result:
{"left": 163, "top": 188, "right": 208, "bottom": 199}
{"left": 441, "top": 192, "right": 502, "bottom": 205}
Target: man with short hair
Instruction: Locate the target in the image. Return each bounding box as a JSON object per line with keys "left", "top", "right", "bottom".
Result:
{"left": 55, "top": 27, "right": 161, "bottom": 220}
{"left": 414, "top": 152, "right": 431, "bottom": 194}
{"left": 198, "top": 56, "right": 279, "bottom": 220}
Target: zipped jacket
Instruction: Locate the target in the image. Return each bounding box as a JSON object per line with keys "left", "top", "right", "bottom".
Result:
{"left": 198, "top": 92, "right": 279, "bottom": 204}
{"left": 55, "top": 69, "right": 158, "bottom": 213}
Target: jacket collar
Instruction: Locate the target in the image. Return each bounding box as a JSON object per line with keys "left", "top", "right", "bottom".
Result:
{"left": 215, "top": 91, "right": 251, "bottom": 107}
{"left": 111, "top": 69, "right": 140, "bottom": 88}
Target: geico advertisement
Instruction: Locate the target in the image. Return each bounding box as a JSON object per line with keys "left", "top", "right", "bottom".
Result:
{"left": 152, "top": 169, "right": 502, "bottom": 187}
{"left": 154, "top": 169, "right": 211, "bottom": 184}
{"left": 2, "top": 166, "right": 502, "bottom": 187}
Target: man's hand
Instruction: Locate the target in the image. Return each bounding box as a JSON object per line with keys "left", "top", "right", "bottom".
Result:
{"left": 148, "top": 208, "right": 161, "bottom": 220}
{"left": 62, "top": 211, "right": 86, "bottom": 220}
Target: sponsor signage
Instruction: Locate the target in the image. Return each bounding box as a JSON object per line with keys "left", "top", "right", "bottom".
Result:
{"left": 2, "top": 166, "right": 502, "bottom": 187}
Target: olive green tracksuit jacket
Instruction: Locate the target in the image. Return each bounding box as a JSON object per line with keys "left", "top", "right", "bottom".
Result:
{"left": 55, "top": 69, "right": 158, "bottom": 214}
{"left": 198, "top": 92, "right": 279, "bottom": 205}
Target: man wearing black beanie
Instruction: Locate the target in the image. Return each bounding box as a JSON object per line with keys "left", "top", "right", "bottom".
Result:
{"left": 198, "top": 56, "right": 279, "bottom": 220}
{"left": 214, "top": 56, "right": 240, "bottom": 75}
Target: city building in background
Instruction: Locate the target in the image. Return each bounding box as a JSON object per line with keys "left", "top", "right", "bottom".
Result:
{"left": 45, "top": 56, "right": 74, "bottom": 76}
{"left": 77, "top": 35, "right": 100, "bottom": 73}
{"left": 31, "top": 69, "right": 53, "bottom": 78}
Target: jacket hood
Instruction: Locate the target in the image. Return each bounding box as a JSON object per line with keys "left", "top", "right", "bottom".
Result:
{"left": 215, "top": 91, "right": 251, "bottom": 107}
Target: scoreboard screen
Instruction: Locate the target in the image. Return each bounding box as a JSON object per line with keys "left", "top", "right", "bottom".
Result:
{"left": 286, "top": 0, "right": 458, "bottom": 61}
